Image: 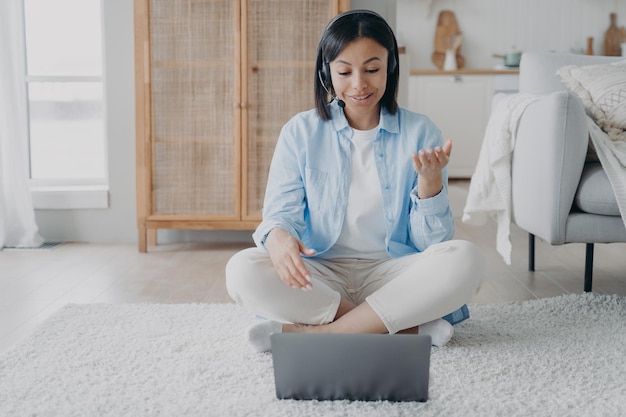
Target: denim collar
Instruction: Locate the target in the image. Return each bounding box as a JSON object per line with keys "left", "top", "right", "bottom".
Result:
{"left": 329, "top": 102, "right": 401, "bottom": 137}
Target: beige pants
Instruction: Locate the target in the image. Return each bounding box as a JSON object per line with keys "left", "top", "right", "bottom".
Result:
{"left": 225, "top": 240, "right": 484, "bottom": 334}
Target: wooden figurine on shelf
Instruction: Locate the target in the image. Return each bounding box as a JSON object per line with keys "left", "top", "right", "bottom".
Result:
{"left": 432, "top": 10, "right": 465, "bottom": 70}
{"left": 603, "top": 13, "right": 626, "bottom": 56}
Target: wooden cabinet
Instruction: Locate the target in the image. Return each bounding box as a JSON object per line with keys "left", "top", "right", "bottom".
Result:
{"left": 134, "top": 0, "right": 347, "bottom": 251}
{"left": 408, "top": 70, "right": 518, "bottom": 178}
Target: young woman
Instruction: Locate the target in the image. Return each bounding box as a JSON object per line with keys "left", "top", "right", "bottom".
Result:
{"left": 226, "top": 10, "right": 484, "bottom": 352}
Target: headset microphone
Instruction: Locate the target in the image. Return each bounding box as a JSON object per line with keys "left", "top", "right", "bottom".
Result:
{"left": 317, "top": 70, "right": 345, "bottom": 108}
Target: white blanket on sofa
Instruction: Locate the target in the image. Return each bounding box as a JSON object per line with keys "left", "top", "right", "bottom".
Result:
{"left": 461, "top": 94, "right": 540, "bottom": 265}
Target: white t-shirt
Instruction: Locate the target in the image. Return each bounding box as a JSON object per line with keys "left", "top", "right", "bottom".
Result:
{"left": 322, "top": 125, "right": 389, "bottom": 259}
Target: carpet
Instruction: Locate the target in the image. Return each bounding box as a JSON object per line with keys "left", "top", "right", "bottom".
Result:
{"left": 1, "top": 294, "right": 625, "bottom": 417}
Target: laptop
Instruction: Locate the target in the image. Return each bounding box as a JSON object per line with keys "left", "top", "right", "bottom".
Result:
{"left": 270, "top": 333, "right": 431, "bottom": 402}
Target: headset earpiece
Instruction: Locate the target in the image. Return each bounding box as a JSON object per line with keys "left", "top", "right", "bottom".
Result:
{"left": 320, "top": 62, "right": 331, "bottom": 84}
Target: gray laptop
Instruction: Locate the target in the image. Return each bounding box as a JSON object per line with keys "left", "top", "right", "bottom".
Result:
{"left": 270, "top": 333, "right": 431, "bottom": 402}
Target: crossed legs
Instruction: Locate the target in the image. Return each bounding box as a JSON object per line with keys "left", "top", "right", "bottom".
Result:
{"left": 226, "top": 240, "right": 484, "bottom": 351}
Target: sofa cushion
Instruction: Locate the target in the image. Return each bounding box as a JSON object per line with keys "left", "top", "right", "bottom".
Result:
{"left": 557, "top": 59, "right": 626, "bottom": 142}
{"left": 575, "top": 162, "right": 620, "bottom": 216}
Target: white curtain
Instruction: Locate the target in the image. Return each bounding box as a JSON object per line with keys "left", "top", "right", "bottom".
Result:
{"left": 0, "top": 0, "right": 44, "bottom": 248}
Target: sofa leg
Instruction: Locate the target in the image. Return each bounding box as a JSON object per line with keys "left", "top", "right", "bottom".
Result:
{"left": 528, "top": 233, "right": 535, "bottom": 271}
{"left": 584, "top": 243, "right": 594, "bottom": 292}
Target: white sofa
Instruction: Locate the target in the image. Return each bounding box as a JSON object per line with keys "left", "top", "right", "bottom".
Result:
{"left": 512, "top": 52, "right": 626, "bottom": 292}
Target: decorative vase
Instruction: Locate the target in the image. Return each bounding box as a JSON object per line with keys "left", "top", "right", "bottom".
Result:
{"left": 443, "top": 49, "right": 457, "bottom": 71}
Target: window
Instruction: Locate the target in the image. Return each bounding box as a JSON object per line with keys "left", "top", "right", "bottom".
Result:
{"left": 23, "top": 0, "right": 108, "bottom": 208}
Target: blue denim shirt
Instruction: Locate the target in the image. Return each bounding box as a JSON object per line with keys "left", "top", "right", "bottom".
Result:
{"left": 253, "top": 102, "right": 454, "bottom": 257}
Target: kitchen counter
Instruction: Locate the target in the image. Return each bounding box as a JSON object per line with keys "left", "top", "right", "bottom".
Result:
{"left": 410, "top": 68, "right": 519, "bottom": 75}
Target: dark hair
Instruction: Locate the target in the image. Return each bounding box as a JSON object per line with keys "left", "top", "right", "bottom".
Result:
{"left": 314, "top": 10, "right": 400, "bottom": 120}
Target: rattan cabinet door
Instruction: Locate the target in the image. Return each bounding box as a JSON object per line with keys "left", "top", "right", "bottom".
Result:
{"left": 242, "top": 0, "right": 340, "bottom": 220}
{"left": 148, "top": 0, "right": 240, "bottom": 217}
{"left": 135, "top": 0, "right": 346, "bottom": 251}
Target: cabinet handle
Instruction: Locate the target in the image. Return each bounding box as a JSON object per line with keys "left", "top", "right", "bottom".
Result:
{"left": 453, "top": 76, "right": 462, "bottom": 83}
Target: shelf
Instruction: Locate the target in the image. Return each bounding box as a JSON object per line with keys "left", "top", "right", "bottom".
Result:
{"left": 410, "top": 68, "right": 519, "bottom": 76}
{"left": 152, "top": 60, "right": 234, "bottom": 69}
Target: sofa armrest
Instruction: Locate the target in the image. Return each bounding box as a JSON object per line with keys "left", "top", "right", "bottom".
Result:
{"left": 519, "top": 52, "right": 620, "bottom": 94}
{"left": 511, "top": 91, "right": 588, "bottom": 244}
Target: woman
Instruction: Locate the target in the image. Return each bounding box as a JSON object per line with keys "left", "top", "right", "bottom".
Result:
{"left": 226, "top": 10, "right": 484, "bottom": 352}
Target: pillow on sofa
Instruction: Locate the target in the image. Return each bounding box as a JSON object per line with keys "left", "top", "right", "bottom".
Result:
{"left": 557, "top": 59, "right": 626, "bottom": 142}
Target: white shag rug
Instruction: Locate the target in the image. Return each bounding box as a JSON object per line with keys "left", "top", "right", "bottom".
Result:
{"left": 1, "top": 294, "right": 625, "bottom": 417}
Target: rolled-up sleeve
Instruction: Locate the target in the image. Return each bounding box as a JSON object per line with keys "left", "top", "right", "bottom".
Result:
{"left": 408, "top": 185, "right": 455, "bottom": 252}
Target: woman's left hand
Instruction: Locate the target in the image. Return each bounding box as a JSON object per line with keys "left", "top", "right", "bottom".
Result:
{"left": 412, "top": 139, "right": 452, "bottom": 199}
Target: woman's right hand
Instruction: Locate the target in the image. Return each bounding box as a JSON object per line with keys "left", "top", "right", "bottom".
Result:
{"left": 264, "top": 228, "right": 316, "bottom": 290}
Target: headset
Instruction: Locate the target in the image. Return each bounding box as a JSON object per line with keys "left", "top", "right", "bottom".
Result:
{"left": 317, "top": 9, "right": 398, "bottom": 108}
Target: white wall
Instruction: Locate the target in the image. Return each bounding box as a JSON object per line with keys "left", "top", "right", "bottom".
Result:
{"left": 395, "top": 0, "right": 626, "bottom": 69}
{"left": 33, "top": 0, "right": 626, "bottom": 244}
{"left": 350, "top": 0, "right": 397, "bottom": 29}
